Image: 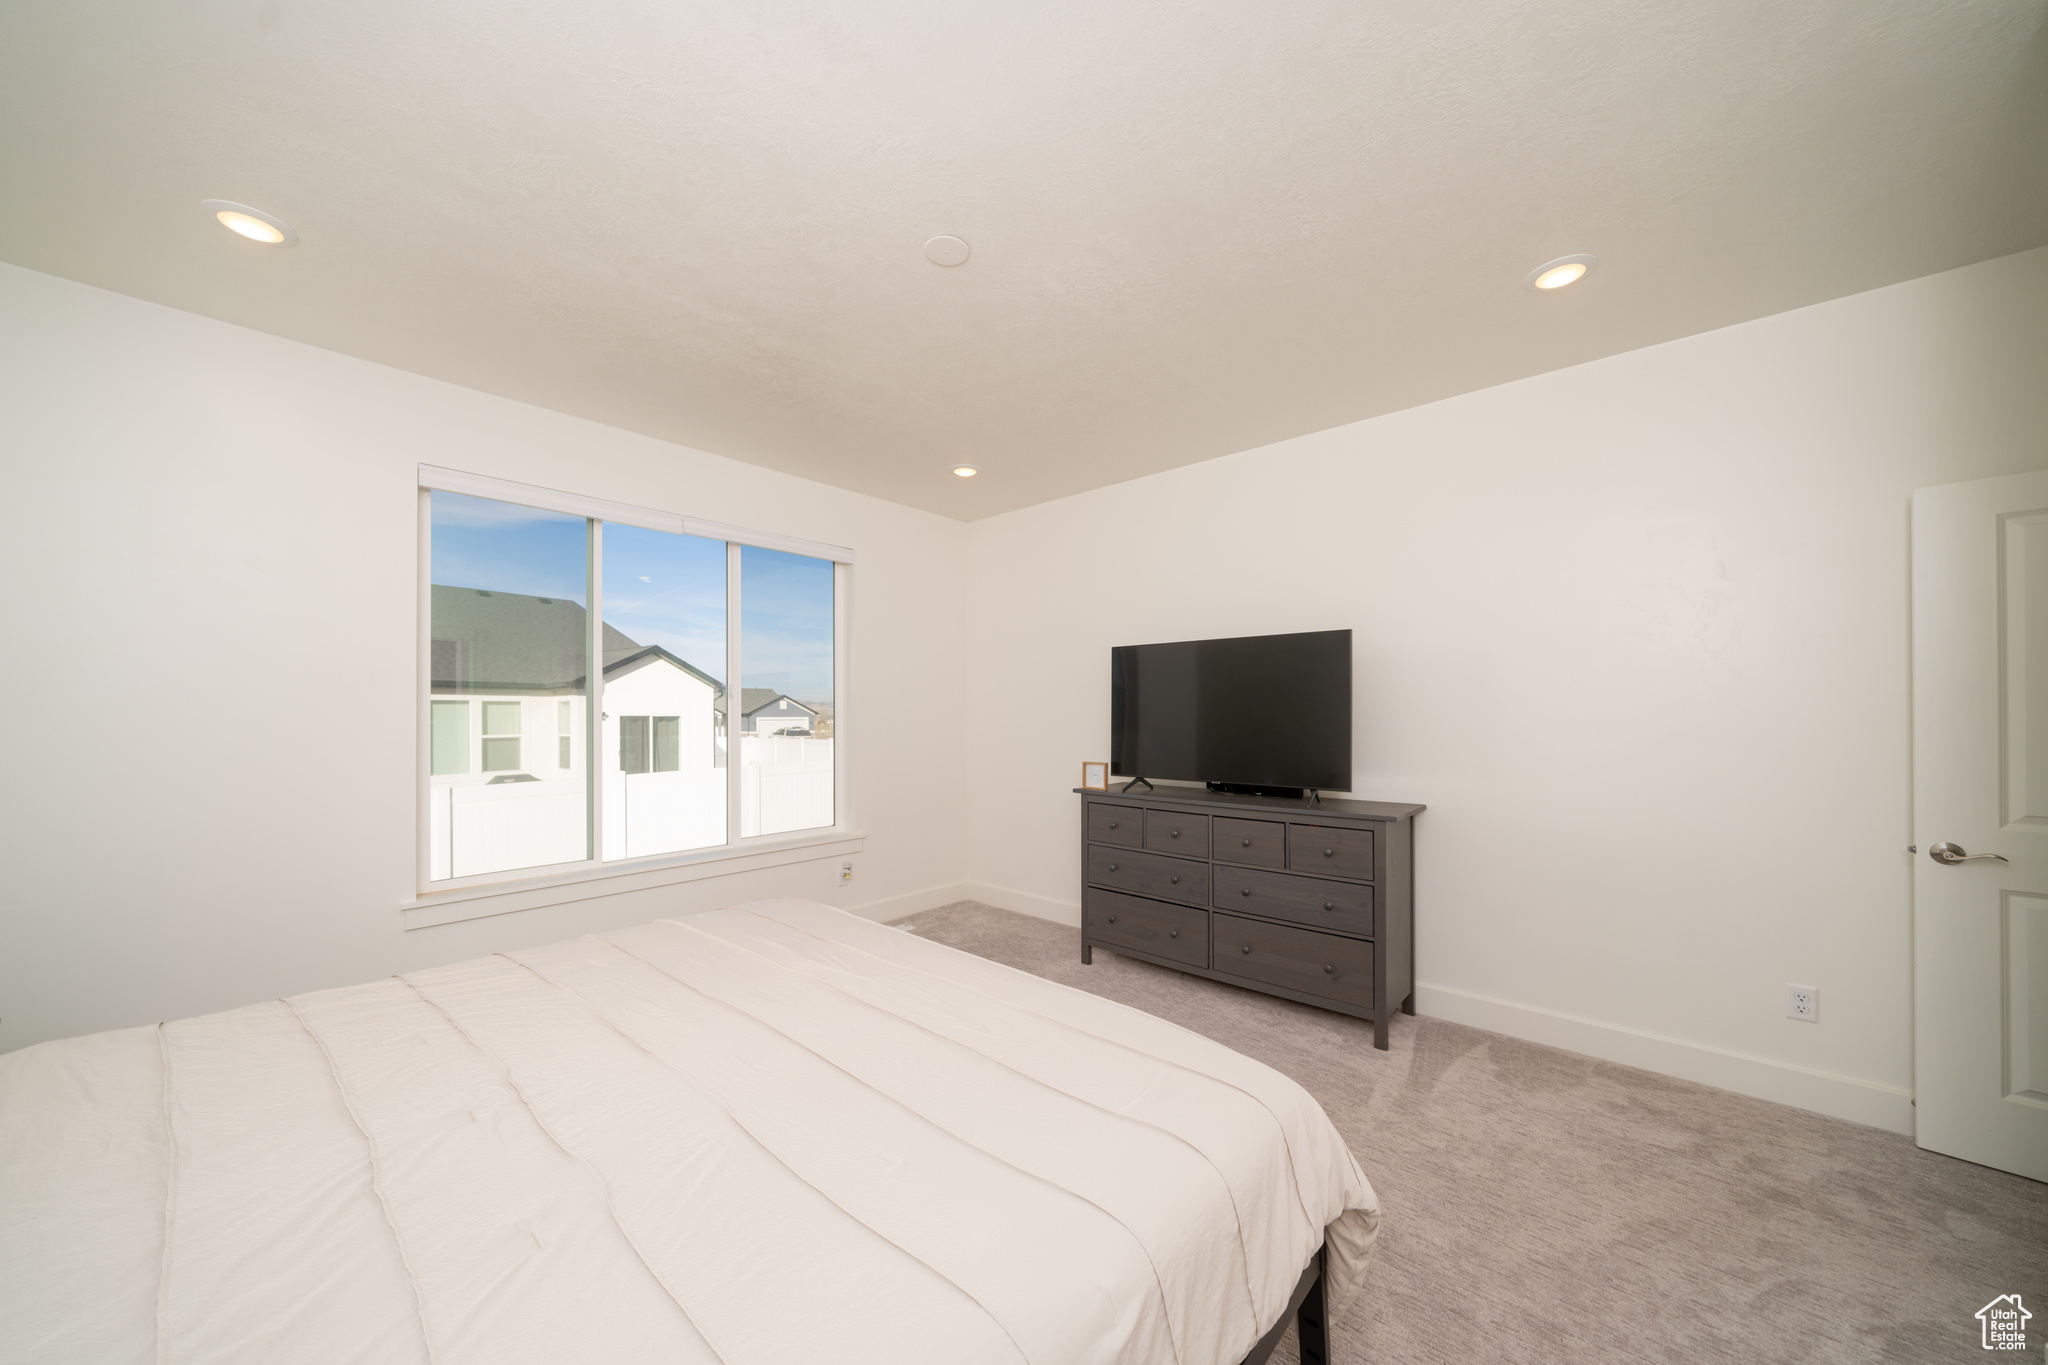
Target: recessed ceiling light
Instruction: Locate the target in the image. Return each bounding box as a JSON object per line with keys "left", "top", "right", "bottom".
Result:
{"left": 200, "top": 199, "right": 298, "bottom": 247}
{"left": 924, "top": 236, "right": 971, "bottom": 267}
{"left": 1526, "top": 254, "right": 1595, "bottom": 291}
{"left": 952, "top": 465, "right": 979, "bottom": 478}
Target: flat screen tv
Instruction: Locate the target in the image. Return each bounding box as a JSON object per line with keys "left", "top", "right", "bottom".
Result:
{"left": 1110, "top": 629, "right": 1351, "bottom": 794}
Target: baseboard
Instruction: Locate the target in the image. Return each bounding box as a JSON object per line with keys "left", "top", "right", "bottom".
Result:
{"left": 1416, "top": 983, "right": 1915, "bottom": 1135}
{"left": 953, "top": 881, "right": 1083, "bottom": 927}
{"left": 871, "top": 887, "right": 1911, "bottom": 1136}
{"left": 844, "top": 881, "right": 977, "bottom": 924}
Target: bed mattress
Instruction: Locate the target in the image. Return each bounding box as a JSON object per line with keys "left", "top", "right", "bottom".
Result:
{"left": 1, "top": 899, "right": 1379, "bottom": 1364}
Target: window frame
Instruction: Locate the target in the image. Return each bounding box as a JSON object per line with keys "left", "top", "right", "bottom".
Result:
{"left": 411, "top": 465, "right": 856, "bottom": 921}
{"left": 479, "top": 699, "right": 524, "bottom": 774}
{"left": 430, "top": 699, "right": 471, "bottom": 776}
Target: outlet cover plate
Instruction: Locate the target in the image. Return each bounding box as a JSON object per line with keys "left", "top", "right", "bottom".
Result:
{"left": 1784, "top": 984, "right": 1819, "bottom": 1022}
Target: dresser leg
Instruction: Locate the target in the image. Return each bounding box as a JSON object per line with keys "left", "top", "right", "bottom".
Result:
{"left": 1082, "top": 941, "right": 1092, "bottom": 965}
{"left": 1401, "top": 990, "right": 1415, "bottom": 1016}
{"left": 1373, "top": 1014, "right": 1389, "bottom": 1050}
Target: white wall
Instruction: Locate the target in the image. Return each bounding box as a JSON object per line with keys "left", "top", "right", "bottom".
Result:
{"left": 9, "top": 245, "right": 2047, "bottom": 1133}
{"left": 0, "top": 262, "right": 971, "bottom": 1055}
{"left": 963, "top": 245, "right": 2048, "bottom": 1133}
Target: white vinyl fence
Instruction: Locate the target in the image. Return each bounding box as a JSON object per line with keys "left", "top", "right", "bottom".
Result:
{"left": 431, "top": 738, "right": 833, "bottom": 879}
{"left": 739, "top": 735, "right": 834, "bottom": 838}
{"left": 429, "top": 780, "right": 587, "bottom": 881}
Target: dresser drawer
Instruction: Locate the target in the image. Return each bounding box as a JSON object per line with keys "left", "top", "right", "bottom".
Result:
{"left": 1084, "top": 889, "right": 1207, "bottom": 967}
{"left": 1144, "top": 809, "right": 1209, "bottom": 857}
{"left": 1213, "top": 816, "right": 1286, "bottom": 869}
{"left": 1086, "top": 802, "right": 1144, "bottom": 848}
{"left": 1214, "top": 914, "right": 1375, "bottom": 1009}
{"left": 1288, "top": 823, "right": 1375, "bottom": 881}
{"left": 1086, "top": 846, "right": 1209, "bottom": 907}
{"left": 1213, "top": 867, "right": 1373, "bottom": 937}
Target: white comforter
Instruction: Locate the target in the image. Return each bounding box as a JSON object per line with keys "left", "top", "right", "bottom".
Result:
{"left": 1, "top": 899, "right": 1379, "bottom": 1365}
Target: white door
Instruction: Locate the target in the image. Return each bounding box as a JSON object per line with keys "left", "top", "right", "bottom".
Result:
{"left": 1913, "top": 470, "right": 2048, "bottom": 1181}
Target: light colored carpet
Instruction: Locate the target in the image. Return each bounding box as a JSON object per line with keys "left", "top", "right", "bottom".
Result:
{"left": 890, "top": 901, "right": 2046, "bottom": 1365}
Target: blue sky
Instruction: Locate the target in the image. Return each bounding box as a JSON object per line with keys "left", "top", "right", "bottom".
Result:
{"left": 739, "top": 544, "right": 834, "bottom": 705}
{"left": 601, "top": 522, "right": 727, "bottom": 682}
{"left": 431, "top": 491, "right": 833, "bottom": 701}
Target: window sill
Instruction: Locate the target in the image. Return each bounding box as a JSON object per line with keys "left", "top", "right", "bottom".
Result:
{"left": 399, "top": 830, "right": 865, "bottom": 931}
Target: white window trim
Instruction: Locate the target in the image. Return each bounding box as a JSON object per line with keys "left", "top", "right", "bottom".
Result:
{"left": 414, "top": 466, "right": 856, "bottom": 925}
{"left": 398, "top": 832, "right": 867, "bottom": 930}
{"left": 417, "top": 465, "right": 855, "bottom": 563}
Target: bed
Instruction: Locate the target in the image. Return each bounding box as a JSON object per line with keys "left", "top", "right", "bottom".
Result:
{"left": 1, "top": 899, "right": 1380, "bottom": 1364}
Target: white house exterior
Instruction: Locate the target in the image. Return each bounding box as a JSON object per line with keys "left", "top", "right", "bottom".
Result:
{"left": 427, "top": 586, "right": 832, "bottom": 879}
{"left": 600, "top": 645, "right": 726, "bottom": 861}
{"left": 741, "top": 689, "right": 818, "bottom": 735}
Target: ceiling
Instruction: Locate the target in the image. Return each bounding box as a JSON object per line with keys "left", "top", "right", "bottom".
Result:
{"left": 3, "top": 0, "right": 2045, "bottom": 520}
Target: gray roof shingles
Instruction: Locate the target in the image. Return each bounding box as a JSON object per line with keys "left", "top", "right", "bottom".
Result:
{"left": 430, "top": 586, "right": 722, "bottom": 695}
{"left": 741, "top": 689, "right": 818, "bottom": 716}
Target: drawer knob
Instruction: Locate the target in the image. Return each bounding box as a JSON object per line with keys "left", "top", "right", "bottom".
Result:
{"left": 1168, "top": 929, "right": 1179, "bottom": 939}
{"left": 1323, "top": 964, "right": 1334, "bottom": 973}
{"left": 1108, "top": 863, "right": 1118, "bottom": 872}
{"left": 1170, "top": 875, "right": 1180, "bottom": 884}
{"left": 1323, "top": 847, "right": 1335, "bottom": 857}
{"left": 1241, "top": 838, "right": 1252, "bottom": 847}
{"left": 1240, "top": 944, "right": 1252, "bottom": 954}
{"left": 1323, "top": 901, "right": 1334, "bottom": 911}
{"left": 1108, "top": 821, "right": 1118, "bottom": 829}
{"left": 1169, "top": 829, "right": 1180, "bottom": 838}
{"left": 1107, "top": 915, "right": 1117, "bottom": 923}
{"left": 1239, "top": 887, "right": 1251, "bottom": 897}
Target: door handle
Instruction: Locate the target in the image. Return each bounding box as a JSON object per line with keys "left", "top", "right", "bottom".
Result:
{"left": 1928, "top": 841, "right": 2008, "bottom": 865}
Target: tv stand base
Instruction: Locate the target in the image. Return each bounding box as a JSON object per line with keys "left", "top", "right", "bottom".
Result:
{"left": 1206, "top": 780, "right": 1305, "bottom": 800}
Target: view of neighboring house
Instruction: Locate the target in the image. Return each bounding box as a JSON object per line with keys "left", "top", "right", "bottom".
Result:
{"left": 741, "top": 689, "right": 818, "bottom": 735}
{"left": 426, "top": 586, "right": 835, "bottom": 877}
{"left": 427, "top": 586, "right": 725, "bottom": 877}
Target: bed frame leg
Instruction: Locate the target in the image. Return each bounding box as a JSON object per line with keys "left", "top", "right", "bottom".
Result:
{"left": 1296, "top": 1246, "right": 1329, "bottom": 1365}
{"left": 1237, "top": 1242, "right": 1330, "bottom": 1365}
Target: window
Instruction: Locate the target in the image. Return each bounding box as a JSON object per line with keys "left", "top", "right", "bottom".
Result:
{"left": 430, "top": 700, "right": 469, "bottom": 775}
{"left": 616, "top": 715, "right": 684, "bottom": 774}
{"left": 601, "top": 522, "right": 727, "bottom": 860}
{"left": 740, "top": 545, "right": 835, "bottom": 838}
{"left": 481, "top": 700, "right": 522, "bottom": 772}
{"left": 619, "top": 716, "right": 648, "bottom": 775}
{"left": 421, "top": 468, "right": 849, "bottom": 890}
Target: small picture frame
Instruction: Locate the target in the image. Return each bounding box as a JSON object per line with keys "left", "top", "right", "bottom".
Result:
{"left": 1081, "top": 761, "right": 1109, "bottom": 791}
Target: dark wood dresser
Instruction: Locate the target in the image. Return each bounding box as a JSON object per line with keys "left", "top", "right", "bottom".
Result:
{"left": 1076, "top": 786, "right": 1424, "bottom": 1048}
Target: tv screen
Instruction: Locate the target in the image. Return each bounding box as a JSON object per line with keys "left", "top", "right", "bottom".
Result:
{"left": 1111, "top": 630, "right": 1351, "bottom": 791}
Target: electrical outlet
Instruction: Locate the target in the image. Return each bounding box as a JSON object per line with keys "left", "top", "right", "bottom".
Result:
{"left": 1784, "top": 984, "right": 1819, "bottom": 1022}
{"left": 840, "top": 861, "right": 853, "bottom": 884}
